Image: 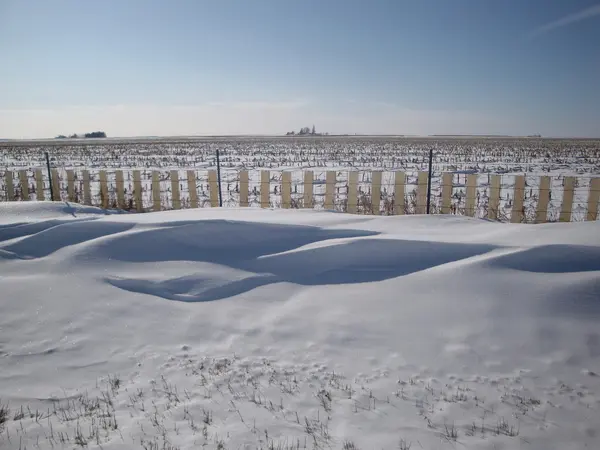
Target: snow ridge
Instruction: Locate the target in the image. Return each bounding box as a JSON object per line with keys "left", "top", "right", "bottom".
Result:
{"left": 1, "top": 202, "right": 599, "bottom": 449}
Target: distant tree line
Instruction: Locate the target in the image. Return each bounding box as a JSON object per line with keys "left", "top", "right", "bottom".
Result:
{"left": 55, "top": 131, "right": 107, "bottom": 139}
{"left": 286, "top": 125, "right": 327, "bottom": 136}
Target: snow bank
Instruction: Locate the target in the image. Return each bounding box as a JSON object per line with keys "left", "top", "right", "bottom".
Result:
{"left": 1, "top": 202, "right": 599, "bottom": 449}
{"left": 0, "top": 201, "right": 117, "bottom": 224}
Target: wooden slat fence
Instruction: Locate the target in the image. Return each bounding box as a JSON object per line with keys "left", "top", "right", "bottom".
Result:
{"left": 2, "top": 169, "right": 599, "bottom": 223}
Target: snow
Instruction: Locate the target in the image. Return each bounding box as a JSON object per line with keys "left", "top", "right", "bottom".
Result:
{"left": 1, "top": 201, "right": 599, "bottom": 449}
{"left": 3, "top": 137, "right": 600, "bottom": 221}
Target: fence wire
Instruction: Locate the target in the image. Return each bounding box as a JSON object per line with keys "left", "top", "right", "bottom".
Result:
{"left": 1, "top": 138, "right": 599, "bottom": 223}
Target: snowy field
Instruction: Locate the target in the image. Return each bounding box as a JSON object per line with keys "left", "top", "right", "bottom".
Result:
{"left": 2, "top": 137, "right": 600, "bottom": 222}
{"left": 2, "top": 137, "right": 600, "bottom": 175}
{"left": 1, "top": 202, "right": 599, "bottom": 449}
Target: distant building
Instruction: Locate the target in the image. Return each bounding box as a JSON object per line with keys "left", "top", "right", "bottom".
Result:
{"left": 54, "top": 131, "right": 107, "bottom": 139}
{"left": 286, "top": 125, "right": 326, "bottom": 136}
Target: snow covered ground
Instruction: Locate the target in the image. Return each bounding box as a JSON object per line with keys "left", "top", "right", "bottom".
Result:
{"left": 1, "top": 202, "right": 599, "bottom": 449}
{"left": 2, "top": 137, "right": 600, "bottom": 221}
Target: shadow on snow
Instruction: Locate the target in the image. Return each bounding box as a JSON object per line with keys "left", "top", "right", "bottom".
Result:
{"left": 95, "top": 220, "right": 499, "bottom": 302}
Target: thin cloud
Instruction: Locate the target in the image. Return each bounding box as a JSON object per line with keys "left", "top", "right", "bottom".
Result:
{"left": 530, "top": 4, "right": 600, "bottom": 37}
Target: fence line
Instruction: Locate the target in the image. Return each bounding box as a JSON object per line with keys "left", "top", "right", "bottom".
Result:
{"left": 2, "top": 167, "right": 599, "bottom": 223}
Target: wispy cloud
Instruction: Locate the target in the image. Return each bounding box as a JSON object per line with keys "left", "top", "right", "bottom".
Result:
{"left": 530, "top": 4, "right": 600, "bottom": 37}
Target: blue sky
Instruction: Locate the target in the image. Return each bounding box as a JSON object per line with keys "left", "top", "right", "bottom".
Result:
{"left": 1, "top": 0, "right": 599, "bottom": 138}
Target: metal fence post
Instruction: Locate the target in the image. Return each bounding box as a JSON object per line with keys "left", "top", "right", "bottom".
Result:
{"left": 216, "top": 148, "right": 223, "bottom": 207}
{"left": 45, "top": 151, "right": 54, "bottom": 201}
{"left": 426, "top": 148, "right": 433, "bottom": 214}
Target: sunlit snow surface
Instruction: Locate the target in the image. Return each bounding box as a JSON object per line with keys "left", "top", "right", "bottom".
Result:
{"left": 1, "top": 202, "right": 599, "bottom": 449}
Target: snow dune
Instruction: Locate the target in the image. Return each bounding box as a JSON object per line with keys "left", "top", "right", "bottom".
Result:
{"left": 1, "top": 201, "right": 599, "bottom": 449}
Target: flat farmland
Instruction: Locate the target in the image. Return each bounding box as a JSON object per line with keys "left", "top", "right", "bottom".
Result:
{"left": 1, "top": 136, "right": 600, "bottom": 221}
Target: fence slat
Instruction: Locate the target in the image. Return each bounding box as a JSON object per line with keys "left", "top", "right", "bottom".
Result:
{"left": 66, "top": 169, "right": 76, "bottom": 203}
{"left": 239, "top": 170, "right": 249, "bottom": 207}
{"left": 115, "top": 170, "right": 125, "bottom": 209}
{"left": 98, "top": 170, "right": 109, "bottom": 208}
{"left": 587, "top": 178, "right": 600, "bottom": 221}
{"left": 325, "top": 171, "right": 336, "bottom": 210}
{"left": 208, "top": 170, "right": 219, "bottom": 207}
{"left": 371, "top": 171, "right": 382, "bottom": 215}
{"left": 5, "top": 171, "right": 14, "bottom": 201}
{"left": 82, "top": 170, "right": 91, "bottom": 205}
{"left": 441, "top": 172, "right": 453, "bottom": 214}
{"left": 560, "top": 176, "right": 575, "bottom": 222}
{"left": 511, "top": 175, "right": 525, "bottom": 223}
{"left": 35, "top": 169, "right": 44, "bottom": 201}
{"left": 152, "top": 171, "right": 161, "bottom": 211}
{"left": 393, "top": 171, "right": 405, "bottom": 215}
{"left": 170, "top": 170, "right": 180, "bottom": 210}
{"left": 187, "top": 170, "right": 198, "bottom": 209}
{"left": 260, "top": 170, "right": 270, "bottom": 208}
{"left": 488, "top": 174, "right": 501, "bottom": 220}
{"left": 19, "top": 170, "right": 29, "bottom": 201}
{"left": 416, "top": 171, "right": 428, "bottom": 214}
{"left": 464, "top": 174, "right": 477, "bottom": 217}
{"left": 303, "top": 170, "right": 313, "bottom": 208}
{"left": 133, "top": 170, "right": 143, "bottom": 212}
{"left": 347, "top": 171, "right": 358, "bottom": 214}
{"left": 51, "top": 169, "right": 60, "bottom": 201}
{"left": 281, "top": 171, "right": 291, "bottom": 208}
{"left": 21, "top": 168, "right": 592, "bottom": 223}
{"left": 536, "top": 176, "right": 550, "bottom": 223}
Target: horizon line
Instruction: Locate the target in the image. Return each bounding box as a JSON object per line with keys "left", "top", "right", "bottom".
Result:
{"left": 2, "top": 133, "right": 600, "bottom": 143}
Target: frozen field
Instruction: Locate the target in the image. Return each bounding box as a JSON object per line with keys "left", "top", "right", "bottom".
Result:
{"left": 1, "top": 137, "right": 600, "bottom": 221}
{"left": 1, "top": 202, "right": 599, "bottom": 449}
{"left": 3, "top": 137, "right": 600, "bottom": 174}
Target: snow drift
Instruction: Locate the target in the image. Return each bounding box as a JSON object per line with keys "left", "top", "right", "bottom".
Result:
{"left": 0, "top": 201, "right": 599, "bottom": 450}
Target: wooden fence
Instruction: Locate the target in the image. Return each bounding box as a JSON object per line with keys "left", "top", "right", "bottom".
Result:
{"left": 2, "top": 168, "right": 599, "bottom": 223}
